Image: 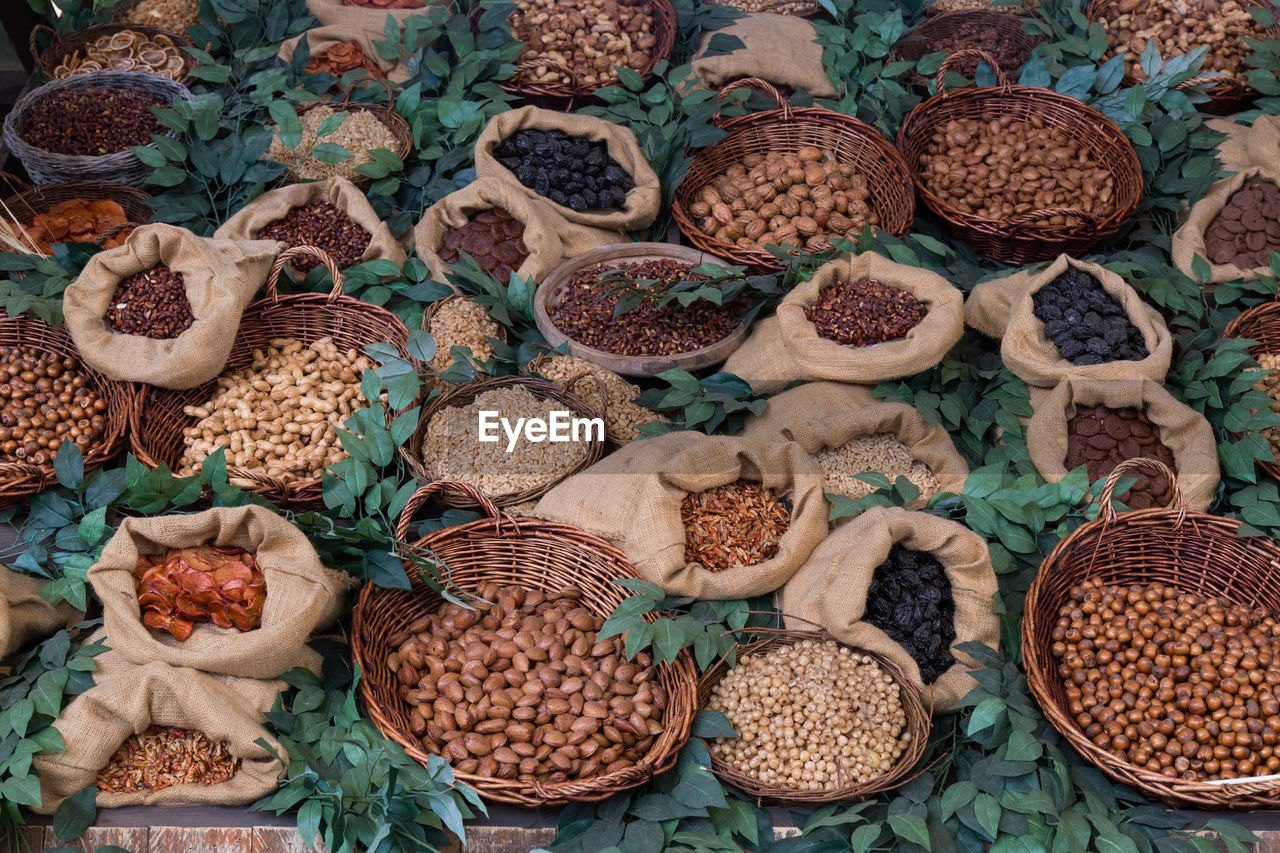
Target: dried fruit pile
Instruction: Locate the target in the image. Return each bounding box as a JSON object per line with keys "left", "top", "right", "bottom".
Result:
{"left": 1032, "top": 267, "right": 1148, "bottom": 365}
{"left": 98, "top": 725, "right": 239, "bottom": 793}
{"left": 135, "top": 545, "right": 266, "bottom": 641}
{"left": 494, "top": 129, "right": 634, "bottom": 211}
{"left": 51, "top": 29, "right": 186, "bottom": 80}
{"left": 1098, "top": 0, "right": 1266, "bottom": 83}
{"left": 1064, "top": 404, "right": 1176, "bottom": 509}
{"left": 865, "top": 545, "right": 956, "bottom": 683}
{"left": 682, "top": 479, "right": 791, "bottom": 571}
{"left": 0, "top": 347, "right": 107, "bottom": 466}
{"left": 1249, "top": 352, "right": 1280, "bottom": 460}
{"left": 389, "top": 582, "right": 665, "bottom": 783}
{"left": 805, "top": 278, "right": 927, "bottom": 347}
{"left": 439, "top": 207, "right": 529, "bottom": 281}
{"left": 1052, "top": 580, "right": 1280, "bottom": 781}
{"left": 106, "top": 265, "right": 193, "bottom": 339}
{"left": 124, "top": 0, "right": 199, "bottom": 30}
{"left": 256, "top": 201, "right": 372, "bottom": 271}
{"left": 509, "top": 0, "right": 658, "bottom": 89}
{"left": 2, "top": 198, "right": 131, "bottom": 254}
{"left": 910, "top": 19, "right": 1039, "bottom": 77}
{"left": 1205, "top": 177, "right": 1280, "bottom": 270}
{"left": 548, "top": 259, "right": 744, "bottom": 356}
{"left": 22, "top": 87, "right": 166, "bottom": 156}
{"left": 305, "top": 41, "right": 386, "bottom": 79}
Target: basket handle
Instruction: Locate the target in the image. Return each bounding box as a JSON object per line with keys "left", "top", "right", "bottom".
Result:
{"left": 561, "top": 371, "right": 609, "bottom": 424}
{"left": 1004, "top": 206, "right": 1100, "bottom": 234}
{"left": 935, "top": 49, "right": 1012, "bottom": 96}
{"left": 0, "top": 461, "right": 48, "bottom": 489}
{"left": 394, "top": 480, "right": 513, "bottom": 541}
{"left": 717, "top": 77, "right": 790, "bottom": 123}
{"left": 515, "top": 56, "right": 582, "bottom": 87}
{"left": 228, "top": 466, "right": 294, "bottom": 500}
{"left": 336, "top": 76, "right": 395, "bottom": 107}
{"left": 1097, "top": 458, "right": 1186, "bottom": 525}
{"left": 28, "top": 25, "right": 54, "bottom": 67}
{"left": 265, "top": 246, "right": 345, "bottom": 304}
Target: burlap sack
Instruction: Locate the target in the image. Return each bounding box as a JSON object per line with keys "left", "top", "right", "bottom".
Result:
{"left": 722, "top": 252, "right": 965, "bottom": 395}
{"left": 1171, "top": 166, "right": 1280, "bottom": 284}
{"left": 965, "top": 269, "right": 1032, "bottom": 339}
{"left": 777, "top": 505, "right": 999, "bottom": 713}
{"left": 414, "top": 177, "right": 569, "bottom": 286}
{"left": 690, "top": 13, "right": 837, "bottom": 98}
{"left": 63, "top": 224, "right": 281, "bottom": 390}
{"left": 1208, "top": 117, "right": 1255, "bottom": 173}
{"left": 533, "top": 431, "right": 829, "bottom": 599}
{"left": 87, "top": 627, "right": 323, "bottom": 687}
{"left": 279, "top": 24, "right": 411, "bottom": 84}
{"left": 88, "top": 506, "right": 351, "bottom": 679}
{"left": 741, "top": 384, "right": 969, "bottom": 506}
{"left": 33, "top": 661, "right": 284, "bottom": 813}
{"left": 740, "top": 381, "right": 879, "bottom": 432}
{"left": 1025, "top": 376, "right": 1220, "bottom": 511}
{"left": 306, "top": 0, "right": 438, "bottom": 29}
{"left": 213, "top": 177, "right": 407, "bottom": 271}
{"left": 474, "top": 106, "right": 662, "bottom": 237}
{"left": 1244, "top": 115, "right": 1280, "bottom": 172}
{"left": 0, "top": 567, "right": 74, "bottom": 659}
{"left": 996, "top": 255, "right": 1172, "bottom": 388}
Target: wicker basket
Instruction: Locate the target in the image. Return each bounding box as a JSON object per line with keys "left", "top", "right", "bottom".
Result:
{"left": 0, "top": 181, "right": 152, "bottom": 255}
{"left": 0, "top": 315, "right": 132, "bottom": 507}
{"left": 1085, "top": 0, "right": 1279, "bottom": 116}
{"left": 672, "top": 79, "right": 916, "bottom": 271}
{"left": 1023, "top": 458, "right": 1280, "bottom": 808}
{"left": 129, "top": 246, "right": 411, "bottom": 510}
{"left": 896, "top": 50, "right": 1142, "bottom": 264}
{"left": 895, "top": 11, "right": 1044, "bottom": 86}
{"left": 401, "top": 375, "right": 606, "bottom": 509}
{"left": 1222, "top": 300, "right": 1280, "bottom": 481}
{"left": 29, "top": 23, "right": 199, "bottom": 85}
{"left": 352, "top": 479, "right": 698, "bottom": 806}
{"left": 283, "top": 80, "right": 412, "bottom": 189}
{"left": 525, "top": 351, "right": 655, "bottom": 445}
{"left": 700, "top": 0, "right": 820, "bottom": 17}
{"left": 2, "top": 71, "right": 193, "bottom": 187}
{"left": 499, "top": 0, "right": 676, "bottom": 102}
{"left": 696, "top": 626, "right": 930, "bottom": 805}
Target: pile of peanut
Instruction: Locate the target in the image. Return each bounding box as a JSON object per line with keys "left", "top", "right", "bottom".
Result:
{"left": 511, "top": 0, "right": 658, "bottom": 89}
{"left": 1099, "top": 0, "right": 1267, "bottom": 83}
{"left": 918, "top": 115, "right": 1116, "bottom": 225}
{"left": 687, "top": 148, "right": 875, "bottom": 253}
{"left": 388, "top": 583, "right": 666, "bottom": 784}
{"left": 179, "top": 337, "right": 371, "bottom": 486}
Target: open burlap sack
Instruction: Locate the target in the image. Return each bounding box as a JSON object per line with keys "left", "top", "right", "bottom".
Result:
{"left": 965, "top": 269, "right": 1034, "bottom": 339}
{"left": 414, "top": 177, "right": 569, "bottom": 286}
{"left": 533, "top": 431, "right": 829, "bottom": 599}
{"left": 33, "top": 661, "right": 284, "bottom": 813}
{"left": 777, "top": 505, "right": 998, "bottom": 713}
{"left": 690, "top": 13, "right": 837, "bottom": 98}
{"left": 88, "top": 506, "right": 352, "bottom": 679}
{"left": 279, "top": 24, "right": 411, "bottom": 84}
{"left": 1025, "top": 376, "right": 1220, "bottom": 511}
{"left": 63, "top": 224, "right": 281, "bottom": 390}
{"left": 1244, "top": 115, "right": 1280, "bottom": 172}
{"left": 1171, "top": 166, "right": 1280, "bottom": 284}
{"left": 0, "top": 567, "right": 75, "bottom": 659}
{"left": 722, "top": 252, "right": 965, "bottom": 395}
{"left": 306, "top": 0, "right": 438, "bottom": 28}
{"left": 997, "top": 255, "right": 1172, "bottom": 388}
{"left": 213, "top": 176, "right": 407, "bottom": 271}
{"left": 741, "top": 384, "right": 969, "bottom": 507}
{"left": 474, "top": 106, "right": 662, "bottom": 237}
{"left": 1208, "top": 117, "right": 1255, "bottom": 173}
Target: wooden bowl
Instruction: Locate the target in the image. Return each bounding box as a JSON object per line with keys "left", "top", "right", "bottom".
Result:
{"left": 533, "top": 243, "right": 753, "bottom": 378}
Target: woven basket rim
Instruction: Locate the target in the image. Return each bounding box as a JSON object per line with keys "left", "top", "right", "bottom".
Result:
{"left": 695, "top": 627, "right": 931, "bottom": 806}
{"left": 1, "top": 181, "right": 153, "bottom": 228}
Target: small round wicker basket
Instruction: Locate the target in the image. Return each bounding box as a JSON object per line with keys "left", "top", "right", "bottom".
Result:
{"left": 29, "top": 22, "right": 199, "bottom": 85}
{"left": 281, "top": 80, "right": 412, "bottom": 190}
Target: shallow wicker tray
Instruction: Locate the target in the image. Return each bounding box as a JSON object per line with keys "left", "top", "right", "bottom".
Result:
{"left": 352, "top": 479, "right": 698, "bottom": 807}
{"left": 499, "top": 0, "right": 677, "bottom": 102}
{"left": 2, "top": 71, "right": 193, "bottom": 187}
{"left": 30, "top": 22, "right": 199, "bottom": 85}
{"left": 0, "top": 315, "right": 133, "bottom": 507}
{"left": 1085, "top": 0, "right": 1279, "bottom": 116}
{"left": 673, "top": 79, "right": 915, "bottom": 271}
{"left": 130, "top": 246, "right": 411, "bottom": 511}
{"left": 401, "top": 375, "right": 605, "bottom": 508}
{"left": 1023, "top": 459, "right": 1280, "bottom": 809}
{"left": 0, "top": 181, "right": 153, "bottom": 254}
{"left": 533, "top": 242, "right": 753, "bottom": 377}
{"left": 896, "top": 50, "right": 1142, "bottom": 264}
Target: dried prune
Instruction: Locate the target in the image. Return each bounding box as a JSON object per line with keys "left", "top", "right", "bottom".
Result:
{"left": 865, "top": 544, "right": 956, "bottom": 683}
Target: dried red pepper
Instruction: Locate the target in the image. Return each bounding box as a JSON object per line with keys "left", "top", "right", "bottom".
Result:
{"left": 135, "top": 545, "right": 266, "bottom": 641}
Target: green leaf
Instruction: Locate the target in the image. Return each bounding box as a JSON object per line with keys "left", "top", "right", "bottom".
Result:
{"left": 651, "top": 619, "right": 686, "bottom": 664}
{"left": 54, "top": 441, "right": 84, "bottom": 491}
{"left": 887, "top": 813, "right": 930, "bottom": 848}
{"left": 268, "top": 101, "right": 303, "bottom": 149}
{"left": 691, "top": 710, "right": 737, "bottom": 739}
{"left": 967, "top": 696, "right": 1006, "bottom": 734}
{"left": 973, "top": 792, "right": 1002, "bottom": 840}
{"left": 77, "top": 505, "right": 108, "bottom": 548}
{"left": 1, "top": 773, "right": 41, "bottom": 808}
{"left": 940, "top": 781, "right": 978, "bottom": 821}
{"left": 53, "top": 783, "right": 98, "bottom": 842}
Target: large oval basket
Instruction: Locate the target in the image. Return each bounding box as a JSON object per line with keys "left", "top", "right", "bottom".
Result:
{"left": 897, "top": 50, "right": 1142, "bottom": 264}
{"left": 1023, "top": 459, "right": 1280, "bottom": 808}
{"left": 352, "top": 480, "right": 698, "bottom": 807}
{"left": 130, "top": 246, "right": 411, "bottom": 510}
{"left": 673, "top": 79, "right": 916, "bottom": 270}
